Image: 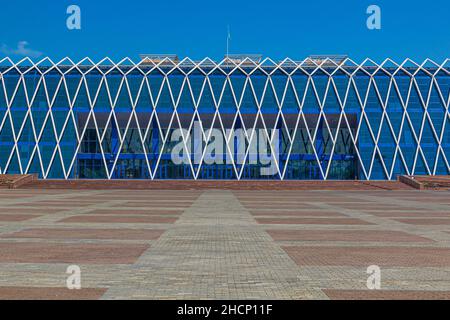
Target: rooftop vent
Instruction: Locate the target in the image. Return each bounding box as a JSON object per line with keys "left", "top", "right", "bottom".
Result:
{"left": 307, "top": 55, "right": 348, "bottom": 65}
{"left": 224, "top": 54, "right": 263, "bottom": 64}
{"left": 139, "top": 54, "right": 179, "bottom": 64}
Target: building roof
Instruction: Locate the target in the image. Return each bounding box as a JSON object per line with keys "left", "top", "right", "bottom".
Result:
{"left": 0, "top": 57, "right": 449, "bottom": 76}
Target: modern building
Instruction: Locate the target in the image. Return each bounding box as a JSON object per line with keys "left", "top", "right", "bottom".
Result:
{"left": 0, "top": 55, "right": 449, "bottom": 180}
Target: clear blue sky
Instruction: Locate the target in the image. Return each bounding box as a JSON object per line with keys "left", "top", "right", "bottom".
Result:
{"left": 0, "top": 0, "right": 449, "bottom": 62}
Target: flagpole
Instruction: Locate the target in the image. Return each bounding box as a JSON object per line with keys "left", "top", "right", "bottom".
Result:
{"left": 226, "top": 25, "right": 230, "bottom": 58}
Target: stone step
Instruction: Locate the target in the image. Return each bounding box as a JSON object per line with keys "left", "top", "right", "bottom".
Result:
{"left": 415, "top": 175, "right": 450, "bottom": 189}
{"left": 0, "top": 174, "right": 36, "bottom": 189}
{"left": 21, "top": 179, "right": 413, "bottom": 190}
{"left": 398, "top": 175, "right": 450, "bottom": 190}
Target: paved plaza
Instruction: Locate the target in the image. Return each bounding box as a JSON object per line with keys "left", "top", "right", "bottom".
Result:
{"left": 0, "top": 188, "right": 450, "bottom": 299}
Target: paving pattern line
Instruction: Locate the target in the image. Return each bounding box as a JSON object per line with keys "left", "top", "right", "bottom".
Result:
{"left": 102, "top": 190, "right": 326, "bottom": 299}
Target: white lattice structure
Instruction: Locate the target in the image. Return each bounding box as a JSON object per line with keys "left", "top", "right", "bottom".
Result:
{"left": 0, "top": 56, "right": 449, "bottom": 180}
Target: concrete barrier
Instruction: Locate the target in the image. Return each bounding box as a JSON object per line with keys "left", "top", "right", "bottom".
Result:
{"left": 398, "top": 175, "right": 424, "bottom": 190}
{"left": 10, "top": 174, "right": 37, "bottom": 189}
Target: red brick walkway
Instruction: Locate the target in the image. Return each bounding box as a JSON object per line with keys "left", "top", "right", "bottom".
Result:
{"left": 0, "top": 188, "right": 449, "bottom": 299}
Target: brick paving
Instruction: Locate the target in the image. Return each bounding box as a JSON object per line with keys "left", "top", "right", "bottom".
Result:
{"left": 2, "top": 228, "right": 165, "bottom": 241}
{"left": 59, "top": 215, "right": 179, "bottom": 224}
{"left": 256, "top": 217, "right": 373, "bottom": 225}
{"left": 250, "top": 210, "right": 346, "bottom": 217}
{"left": 0, "top": 242, "right": 150, "bottom": 264}
{"left": 22, "top": 179, "right": 413, "bottom": 190}
{"left": 0, "top": 287, "right": 107, "bottom": 300}
{"left": 284, "top": 246, "right": 450, "bottom": 267}
{"left": 393, "top": 218, "right": 450, "bottom": 225}
{"left": 0, "top": 188, "right": 449, "bottom": 299}
{"left": 323, "top": 289, "right": 450, "bottom": 300}
{"left": 0, "top": 214, "right": 41, "bottom": 222}
{"left": 87, "top": 209, "right": 183, "bottom": 215}
{"left": 267, "top": 230, "right": 433, "bottom": 242}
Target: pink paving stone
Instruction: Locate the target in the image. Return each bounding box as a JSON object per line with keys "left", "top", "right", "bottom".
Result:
{"left": 324, "top": 201, "right": 376, "bottom": 205}
{"left": 0, "top": 287, "right": 107, "bottom": 300}
{"left": 242, "top": 204, "right": 320, "bottom": 209}
{"left": 239, "top": 199, "right": 319, "bottom": 203}
{"left": 13, "top": 202, "right": 92, "bottom": 208}
{"left": 256, "top": 217, "right": 372, "bottom": 225}
{"left": 394, "top": 218, "right": 450, "bottom": 225}
{"left": 87, "top": 209, "right": 183, "bottom": 215}
{"left": 0, "top": 242, "right": 149, "bottom": 264}
{"left": 0, "top": 208, "right": 63, "bottom": 214}
{"left": 283, "top": 246, "right": 450, "bottom": 267}
{"left": 236, "top": 194, "right": 351, "bottom": 197}
{"left": 1, "top": 228, "right": 166, "bottom": 240}
{"left": 59, "top": 215, "right": 178, "bottom": 224}
{"left": 267, "top": 229, "right": 434, "bottom": 242}
{"left": 93, "top": 193, "right": 201, "bottom": 198}
{"left": 33, "top": 200, "right": 99, "bottom": 205}
{"left": 324, "top": 289, "right": 450, "bottom": 300}
{"left": 0, "top": 195, "right": 35, "bottom": 199}
{"left": 334, "top": 204, "right": 415, "bottom": 210}
{"left": 397, "top": 198, "right": 450, "bottom": 203}
{"left": 239, "top": 199, "right": 348, "bottom": 203}
{"left": 239, "top": 200, "right": 318, "bottom": 204}
{"left": 0, "top": 214, "right": 41, "bottom": 222}
{"left": 250, "top": 210, "right": 347, "bottom": 217}
{"left": 121, "top": 201, "right": 192, "bottom": 208}
{"left": 366, "top": 211, "right": 450, "bottom": 217}
{"left": 88, "top": 196, "right": 200, "bottom": 201}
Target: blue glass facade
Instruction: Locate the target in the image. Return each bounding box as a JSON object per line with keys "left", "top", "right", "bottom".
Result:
{"left": 0, "top": 57, "right": 449, "bottom": 180}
